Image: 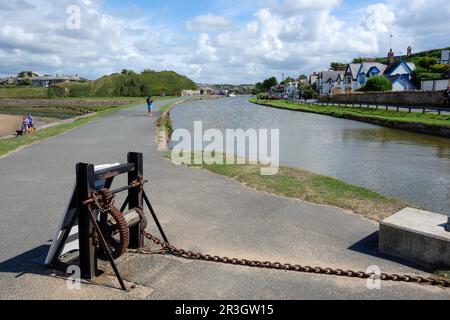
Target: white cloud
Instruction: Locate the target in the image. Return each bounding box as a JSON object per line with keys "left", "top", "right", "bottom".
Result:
{"left": 0, "top": 0, "right": 448, "bottom": 83}
{"left": 187, "top": 14, "right": 234, "bottom": 33}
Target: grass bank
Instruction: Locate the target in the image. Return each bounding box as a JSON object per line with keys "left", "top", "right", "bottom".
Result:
{"left": 250, "top": 98, "right": 450, "bottom": 137}
{"left": 0, "top": 101, "right": 140, "bottom": 157}
{"left": 0, "top": 87, "right": 48, "bottom": 98}
{"left": 167, "top": 152, "right": 408, "bottom": 222}
{"left": 156, "top": 96, "right": 221, "bottom": 149}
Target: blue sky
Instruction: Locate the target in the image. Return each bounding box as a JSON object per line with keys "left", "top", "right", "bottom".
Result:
{"left": 0, "top": 0, "right": 449, "bottom": 83}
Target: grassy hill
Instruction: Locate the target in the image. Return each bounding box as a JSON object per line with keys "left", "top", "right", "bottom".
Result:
{"left": 368, "top": 46, "right": 450, "bottom": 65}
{"left": 50, "top": 70, "right": 198, "bottom": 98}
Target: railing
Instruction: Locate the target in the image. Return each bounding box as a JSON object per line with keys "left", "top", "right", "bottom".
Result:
{"left": 287, "top": 99, "right": 450, "bottom": 115}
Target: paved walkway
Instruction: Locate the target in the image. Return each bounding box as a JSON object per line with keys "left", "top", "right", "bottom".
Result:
{"left": 0, "top": 100, "right": 449, "bottom": 299}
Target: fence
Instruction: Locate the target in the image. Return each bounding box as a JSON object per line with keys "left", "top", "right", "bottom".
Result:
{"left": 289, "top": 99, "right": 450, "bottom": 115}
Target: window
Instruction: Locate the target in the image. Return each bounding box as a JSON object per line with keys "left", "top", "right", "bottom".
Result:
{"left": 358, "top": 73, "right": 365, "bottom": 84}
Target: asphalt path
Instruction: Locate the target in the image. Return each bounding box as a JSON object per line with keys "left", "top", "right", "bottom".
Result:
{"left": 0, "top": 99, "right": 449, "bottom": 299}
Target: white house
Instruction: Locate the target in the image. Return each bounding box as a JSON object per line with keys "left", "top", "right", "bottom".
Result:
{"left": 340, "top": 62, "right": 387, "bottom": 92}
{"left": 317, "top": 70, "right": 345, "bottom": 95}
{"left": 383, "top": 61, "right": 416, "bottom": 91}
{"left": 441, "top": 50, "right": 450, "bottom": 64}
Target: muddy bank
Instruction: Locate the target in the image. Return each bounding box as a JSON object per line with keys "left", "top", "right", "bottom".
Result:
{"left": 0, "top": 115, "right": 22, "bottom": 137}
{"left": 0, "top": 114, "right": 55, "bottom": 138}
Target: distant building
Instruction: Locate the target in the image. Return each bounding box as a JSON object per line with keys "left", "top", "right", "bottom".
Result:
{"left": 0, "top": 76, "right": 18, "bottom": 85}
{"left": 181, "top": 89, "right": 201, "bottom": 96}
{"left": 17, "top": 71, "right": 39, "bottom": 79}
{"left": 308, "top": 73, "right": 318, "bottom": 86}
{"left": 421, "top": 78, "right": 450, "bottom": 92}
{"left": 199, "top": 87, "right": 216, "bottom": 95}
{"left": 441, "top": 50, "right": 450, "bottom": 64}
{"left": 317, "top": 70, "right": 345, "bottom": 95}
{"left": 30, "top": 74, "right": 82, "bottom": 87}
{"left": 283, "top": 80, "right": 299, "bottom": 97}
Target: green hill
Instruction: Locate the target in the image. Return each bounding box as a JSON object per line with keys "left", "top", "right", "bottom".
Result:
{"left": 50, "top": 70, "right": 197, "bottom": 98}
{"left": 368, "top": 46, "right": 450, "bottom": 65}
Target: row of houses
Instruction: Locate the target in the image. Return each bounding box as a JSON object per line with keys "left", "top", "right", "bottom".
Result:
{"left": 0, "top": 71, "right": 82, "bottom": 87}
{"left": 313, "top": 49, "right": 417, "bottom": 95}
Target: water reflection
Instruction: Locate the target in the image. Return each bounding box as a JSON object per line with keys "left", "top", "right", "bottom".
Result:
{"left": 171, "top": 96, "right": 450, "bottom": 215}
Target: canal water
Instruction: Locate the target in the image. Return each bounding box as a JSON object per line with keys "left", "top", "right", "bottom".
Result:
{"left": 171, "top": 96, "right": 450, "bottom": 215}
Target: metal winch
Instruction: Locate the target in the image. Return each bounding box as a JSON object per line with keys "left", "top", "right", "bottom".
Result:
{"left": 45, "top": 152, "right": 168, "bottom": 291}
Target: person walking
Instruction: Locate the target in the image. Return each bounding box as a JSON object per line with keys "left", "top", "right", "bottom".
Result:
{"left": 21, "top": 115, "right": 30, "bottom": 134}
{"left": 146, "top": 95, "right": 154, "bottom": 117}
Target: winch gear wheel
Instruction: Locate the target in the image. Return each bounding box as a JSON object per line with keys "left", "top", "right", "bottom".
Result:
{"left": 97, "top": 205, "right": 130, "bottom": 261}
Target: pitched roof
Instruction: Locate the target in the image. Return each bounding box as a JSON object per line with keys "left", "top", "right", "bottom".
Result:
{"left": 346, "top": 63, "right": 361, "bottom": 80}
{"left": 384, "top": 61, "right": 415, "bottom": 75}
{"left": 319, "top": 70, "right": 344, "bottom": 82}
{"left": 360, "top": 62, "right": 387, "bottom": 75}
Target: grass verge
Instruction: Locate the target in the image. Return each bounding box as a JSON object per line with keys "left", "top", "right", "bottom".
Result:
{"left": 167, "top": 152, "right": 408, "bottom": 222}
{"left": 433, "top": 270, "right": 450, "bottom": 281}
{"left": 0, "top": 101, "right": 140, "bottom": 157}
{"left": 250, "top": 97, "right": 450, "bottom": 128}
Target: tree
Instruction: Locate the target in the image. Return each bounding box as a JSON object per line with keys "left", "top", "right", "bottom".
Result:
{"left": 330, "top": 62, "right": 347, "bottom": 71}
{"left": 252, "top": 82, "right": 264, "bottom": 95}
{"left": 298, "top": 82, "right": 318, "bottom": 99}
{"left": 262, "top": 77, "right": 278, "bottom": 92}
{"left": 280, "top": 76, "right": 295, "bottom": 85}
{"left": 362, "top": 75, "right": 393, "bottom": 92}
{"left": 411, "top": 69, "right": 442, "bottom": 89}
{"left": 417, "top": 57, "right": 439, "bottom": 69}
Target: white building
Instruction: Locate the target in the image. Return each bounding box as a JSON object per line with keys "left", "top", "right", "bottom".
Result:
{"left": 317, "top": 71, "right": 345, "bottom": 95}
{"left": 341, "top": 62, "right": 387, "bottom": 92}
{"left": 31, "top": 75, "right": 81, "bottom": 87}
{"left": 441, "top": 50, "right": 450, "bottom": 64}
{"left": 421, "top": 78, "right": 450, "bottom": 91}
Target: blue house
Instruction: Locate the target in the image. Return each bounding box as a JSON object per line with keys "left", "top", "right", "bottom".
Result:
{"left": 383, "top": 61, "right": 416, "bottom": 91}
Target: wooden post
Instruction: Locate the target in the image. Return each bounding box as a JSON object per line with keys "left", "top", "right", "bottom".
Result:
{"left": 76, "top": 163, "right": 97, "bottom": 280}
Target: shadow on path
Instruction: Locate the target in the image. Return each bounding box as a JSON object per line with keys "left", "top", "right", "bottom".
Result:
{"left": 348, "top": 232, "right": 430, "bottom": 272}
{"left": 0, "top": 244, "right": 50, "bottom": 276}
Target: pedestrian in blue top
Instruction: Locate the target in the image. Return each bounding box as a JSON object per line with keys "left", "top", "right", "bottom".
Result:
{"left": 146, "top": 96, "right": 154, "bottom": 117}
{"left": 27, "top": 114, "right": 33, "bottom": 128}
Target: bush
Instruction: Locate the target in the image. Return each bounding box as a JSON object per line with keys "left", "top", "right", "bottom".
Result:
{"left": 257, "top": 93, "right": 269, "bottom": 100}
{"left": 19, "top": 78, "right": 32, "bottom": 86}
{"left": 362, "top": 75, "right": 393, "bottom": 92}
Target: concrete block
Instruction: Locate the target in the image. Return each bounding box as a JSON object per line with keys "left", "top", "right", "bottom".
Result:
{"left": 379, "top": 208, "right": 450, "bottom": 268}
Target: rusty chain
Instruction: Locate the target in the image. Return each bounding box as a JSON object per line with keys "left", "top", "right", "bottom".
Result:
{"left": 85, "top": 190, "right": 450, "bottom": 289}
{"left": 140, "top": 231, "right": 450, "bottom": 288}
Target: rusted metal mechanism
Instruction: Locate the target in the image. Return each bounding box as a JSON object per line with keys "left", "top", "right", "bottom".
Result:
{"left": 141, "top": 231, "right": 450, "bottom": 288}
{"left": 46, "top": 152, "right": 169, "bottom": 291}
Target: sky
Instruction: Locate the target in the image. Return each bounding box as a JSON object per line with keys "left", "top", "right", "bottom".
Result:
{"left": 0, "top": 0, "right": 449, "bottom": 84}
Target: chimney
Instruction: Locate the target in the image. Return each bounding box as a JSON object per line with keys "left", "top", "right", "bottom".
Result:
{"left": 407, "top": 46, "right": 412, "bottom": 57}
{"left": 388, "top": 49, "right": 395, "bottom": 65}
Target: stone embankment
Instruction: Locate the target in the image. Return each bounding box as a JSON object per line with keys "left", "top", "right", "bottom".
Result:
{"left": 321, "top": 91, "right": 448, "bottom": 108}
